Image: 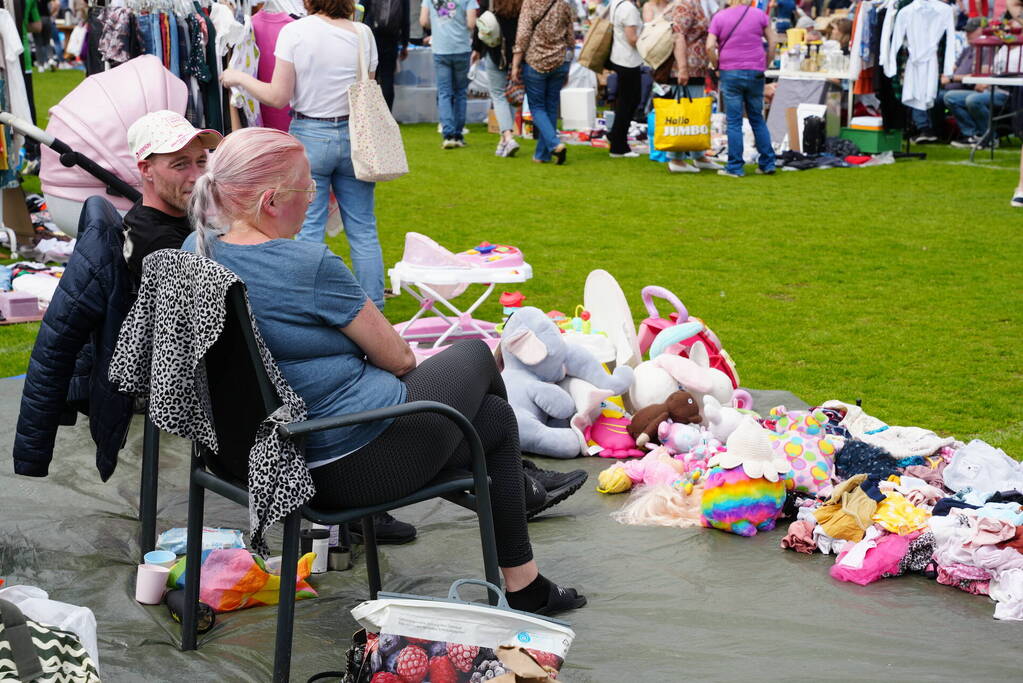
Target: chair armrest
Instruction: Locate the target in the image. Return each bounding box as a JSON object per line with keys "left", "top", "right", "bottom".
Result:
{"left": 278, "top": 400, "right": 474, "bottom": 440}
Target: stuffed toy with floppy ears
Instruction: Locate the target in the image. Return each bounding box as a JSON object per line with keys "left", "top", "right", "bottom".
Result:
{"left": 501, "top": 307, "right": 635, "bottom": 458}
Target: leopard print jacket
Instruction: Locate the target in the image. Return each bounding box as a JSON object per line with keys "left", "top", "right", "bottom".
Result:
{"left": 109, "top": 249, "right": 314, "bottom": 557}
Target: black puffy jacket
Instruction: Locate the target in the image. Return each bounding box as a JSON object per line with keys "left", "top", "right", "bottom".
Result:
{"left": 13, "top": 196, "right": 135, "bottom": 481}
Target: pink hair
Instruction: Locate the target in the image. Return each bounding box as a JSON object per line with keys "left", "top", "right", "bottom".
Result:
{"left": 188, "top": 127, "right": 307, "bottom": 256}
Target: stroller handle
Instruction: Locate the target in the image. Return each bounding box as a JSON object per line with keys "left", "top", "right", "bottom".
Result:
{"left": 0, "top": 112, "right": 55, "bottom": 147}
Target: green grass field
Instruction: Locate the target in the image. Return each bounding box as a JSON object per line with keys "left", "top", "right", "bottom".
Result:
{"left": 3, "top": 70, "right": 1022, "bottom": 456}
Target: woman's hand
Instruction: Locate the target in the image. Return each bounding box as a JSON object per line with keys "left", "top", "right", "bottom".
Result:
{"left": 676, "top": 70, "right": 689, "bottom": 84}
{"left": 511, "top": 64, "right": 522, "bottom": 83}
{"left": 220, "top": 69, "right": 243, "bottom": 89}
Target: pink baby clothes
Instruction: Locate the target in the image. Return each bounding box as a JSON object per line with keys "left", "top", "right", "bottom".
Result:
{"left": 781, "top": 519, "right": 817, "bottom": 554}
{"left": 902, "top": 464, "right": 947, "bottom": 490}
{"left": 830, "top": 532, "right": 913, "bottom": 586}
{"left": 251, "top": 11, "right": 295, "bottom": 132}
{"left": 936, "top": 563, "right": 991, "bottom": 595}
{"left": 965, "top": 517, "right": 1016, "bottom": 548}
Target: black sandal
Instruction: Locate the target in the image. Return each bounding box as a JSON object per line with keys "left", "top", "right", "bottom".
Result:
{"left": 534, "top": 582, "right": 587, "bottom": 616}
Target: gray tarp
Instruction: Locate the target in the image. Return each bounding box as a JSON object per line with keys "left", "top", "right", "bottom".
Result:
{"left": 1, "top": 379, "right": 1020, "bottom": 681}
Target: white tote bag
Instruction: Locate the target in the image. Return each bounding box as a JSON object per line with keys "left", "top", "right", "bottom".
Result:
{"left": 348, "top": 23, "right": 409, "bottom": 182}
{"left": 637, "top": 2, "right": 677, "bottom": 70}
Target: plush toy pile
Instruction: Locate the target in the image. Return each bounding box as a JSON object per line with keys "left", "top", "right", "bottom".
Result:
{"left": 496, "top": 271, "right": 1023, "bottom": 623}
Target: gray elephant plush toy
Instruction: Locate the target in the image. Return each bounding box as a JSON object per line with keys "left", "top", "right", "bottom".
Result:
{"left": 501, "top": 306, "right": 635, "bottom": 458}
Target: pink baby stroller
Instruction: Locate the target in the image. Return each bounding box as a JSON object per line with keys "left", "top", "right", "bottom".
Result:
{"left": 0, "top": 55, "right": 186, "bottom": 236}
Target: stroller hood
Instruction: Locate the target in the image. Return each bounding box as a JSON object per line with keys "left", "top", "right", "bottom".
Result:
{"left": 40, "top": 55, "right": 188, "bottom": 211}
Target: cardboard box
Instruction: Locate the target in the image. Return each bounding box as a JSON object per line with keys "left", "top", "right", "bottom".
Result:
{"left": 488, "top": 108, "right": 500, "bottom": 134}
{"left": 786, "top": 107, "right": 801, "bottom": 153}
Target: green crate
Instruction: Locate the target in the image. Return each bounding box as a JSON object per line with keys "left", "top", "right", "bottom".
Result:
{"left": 839, "top": 127, "right": 903, "bottom": 154}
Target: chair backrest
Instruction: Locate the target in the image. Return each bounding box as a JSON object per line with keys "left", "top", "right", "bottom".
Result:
{"left": 199, "top": 282, "right": 283, "bottom": 485}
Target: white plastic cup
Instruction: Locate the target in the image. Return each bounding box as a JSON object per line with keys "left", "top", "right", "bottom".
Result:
{"left": 135, "top": 563, "right": 170, "bottom": 604}
{"left": 311, "top": 524, "right": 330, "bottom": 574}
{"left": 143, "top": 550, "right": 177, "bottom": 568}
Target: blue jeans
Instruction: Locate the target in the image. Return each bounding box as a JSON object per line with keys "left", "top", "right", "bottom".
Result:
{"left": 667, "top": 83, "right": 709, "bottom": 161}
{"left": 434, "top": 52, "right": 471, "bottom": 139}
{"left": 522, "top": 61, "right": 569, "bottom": 161}
{"left": 486, "top": 54, "right": 515, "bottom": 133}
{"left": 288, "top": 117, "right": 384, "bottom": 310}
{"left": 944, "top": 88, "right": 1009, "bottom": 139}
{"left": 910, "top": 90, "right": 944, "bottom": 133}
{"left": 719, "top": 70, "right": 775, "bottom": 176}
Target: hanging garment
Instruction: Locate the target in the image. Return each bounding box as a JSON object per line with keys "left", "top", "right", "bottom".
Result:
{"left": 884, "top": 0, "right": 955, "bottom": 110}
{"left": 227, "top": 16, "right": 262, "bottom": 126}
{"left": 0, "top": 9, "right": 31, "bottom": 156}
{"left": 98, "top": 5, "right": 133, "bottom": 65}
{"left": 251, "top": 10, "right": 295, "bottom": 132}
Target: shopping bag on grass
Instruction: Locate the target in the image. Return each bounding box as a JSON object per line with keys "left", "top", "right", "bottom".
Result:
{"left": 350, "top": 579, "right": 576, "bottom": 681}
{"left": 653, "top": 92, "right": 713, "bottom": 152}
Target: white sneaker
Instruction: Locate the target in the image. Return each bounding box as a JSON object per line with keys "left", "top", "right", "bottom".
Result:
{"left": 495, "top": 141, "right": 506, "bottom": 156}
{"left": 717, "top": 169, "right": 743, "bottom": 178}
{"left": 442, "top": 139, "right": 457, "bottom": 149}
{"left": 503, "top": 139, "right": 520, "bottom": 157}
{"left": 610, "top": 151, "right": 640, "bottom": 158}
{"left": 668, "top": 160, "right": 699, "bottom": 173}
{"left": 452, "top": 138, "right": 467, "bottom": 148}
{"left": 693, "top": 157, "right": 723, "bottom": 170}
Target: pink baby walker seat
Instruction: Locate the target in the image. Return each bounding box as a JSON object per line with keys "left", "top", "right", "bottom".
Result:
{"left": 388, "top": 232, "right": 532, "bottom": 360}
{"left": 40, "top": 55, "right": 187, "bottom": 236}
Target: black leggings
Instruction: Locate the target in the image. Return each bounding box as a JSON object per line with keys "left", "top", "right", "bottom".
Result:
{"left": 609, "top": 61, "right": 642, "bottom": 155}
{"left": 309, "top": 340, "right": 532, "bottom": 567}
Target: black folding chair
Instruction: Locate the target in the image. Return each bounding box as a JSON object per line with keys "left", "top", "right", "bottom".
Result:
{"left": 179, "top": 283, "right": 501, "bottom": 682}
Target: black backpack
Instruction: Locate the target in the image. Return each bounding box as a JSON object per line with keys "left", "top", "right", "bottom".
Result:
{"left": 802, "top": 115, "right": 826, "bottom": 155}
{"left": 370, "top": 0, "right": 405, "bottom": 37}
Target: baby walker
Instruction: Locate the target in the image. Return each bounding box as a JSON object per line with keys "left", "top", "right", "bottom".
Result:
{"left": 388, "top": 232, "right": 533, "bottom": 359}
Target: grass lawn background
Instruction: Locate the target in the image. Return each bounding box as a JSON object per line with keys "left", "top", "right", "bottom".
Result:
{"left": 3, "top": 70, "right": 1021, "bottom": 456}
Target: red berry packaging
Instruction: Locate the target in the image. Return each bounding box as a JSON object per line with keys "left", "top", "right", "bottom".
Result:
{"left": 351, "top": 580, "right": 575, "bottom": 682}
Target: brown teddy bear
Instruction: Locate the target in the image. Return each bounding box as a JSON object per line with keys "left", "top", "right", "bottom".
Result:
{"left": 627, "top": 391, "right": 702, "bottom": 448}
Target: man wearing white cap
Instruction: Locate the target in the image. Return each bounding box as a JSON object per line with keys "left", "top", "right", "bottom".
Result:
{"left": 122, "top": 110, "right": 223, "bottom": 286}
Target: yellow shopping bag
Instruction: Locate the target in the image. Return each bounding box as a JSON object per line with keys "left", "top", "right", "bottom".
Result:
{"left": 653, "top": 94, "right": 713, "bottom": 153}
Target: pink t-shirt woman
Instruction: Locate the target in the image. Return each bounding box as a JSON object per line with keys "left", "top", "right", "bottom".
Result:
{"left": 708, "top": 3, "right": 769, "bottom": 71}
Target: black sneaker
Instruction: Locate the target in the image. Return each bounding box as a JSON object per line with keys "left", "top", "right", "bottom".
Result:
{"left": 522, "top": 460, "right": 588, "bottom": 520}
{"left": 949, "top": 136, "right": 976, "bottom": 149}
{"left": 348, "top": 512, "right": 417, "bottom": 545}
{"left": 911, "top": 132, "right": 938, "bottom": 144}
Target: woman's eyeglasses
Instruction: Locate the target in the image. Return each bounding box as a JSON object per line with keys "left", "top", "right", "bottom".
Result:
{"left": 277, "top": 181, "right": 317, "bottom": 202}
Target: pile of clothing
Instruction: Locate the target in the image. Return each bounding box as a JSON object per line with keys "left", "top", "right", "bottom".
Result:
{"left": 4, "top": 261, "right": 65, "bottom": 307}
{"left": 601, "top": 394, "right": 1023, "bottom": 621}
{"left": 779, "top": 408, "right": 1023, "bottom": 621}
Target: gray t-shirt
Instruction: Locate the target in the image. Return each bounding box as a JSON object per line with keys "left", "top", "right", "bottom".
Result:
{"left": 181, "top": 234, "right": 407, "bottom": 464}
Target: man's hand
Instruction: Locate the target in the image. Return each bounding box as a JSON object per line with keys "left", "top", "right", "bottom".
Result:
{"left": 940, "top": 74, "right": 951, "bottom": 86}
{"left": 471, "top": 50, "right": 480, "bottom": 65}
{"left": 976, "top": 83, "right": 989, "bottom": 92}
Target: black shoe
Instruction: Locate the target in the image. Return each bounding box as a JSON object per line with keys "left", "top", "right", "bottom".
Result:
{"left": 523, "top": 461, "right": 588, "bottom": 520}
{"left": 911, "top": 132, "right": 938, "bottom": 144}
{"left": 949, "top": 136, "right": 976, "bottom": 149}
{"left": 348, "top": 512, "right": 417, "bottom": 545}
{"left": 552, "top": 144, "right": 567, "bottom": 165}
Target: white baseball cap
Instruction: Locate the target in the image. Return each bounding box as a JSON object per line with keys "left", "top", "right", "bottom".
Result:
{"left": 127, "top": 110, "right": 223, "bottom": 161}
